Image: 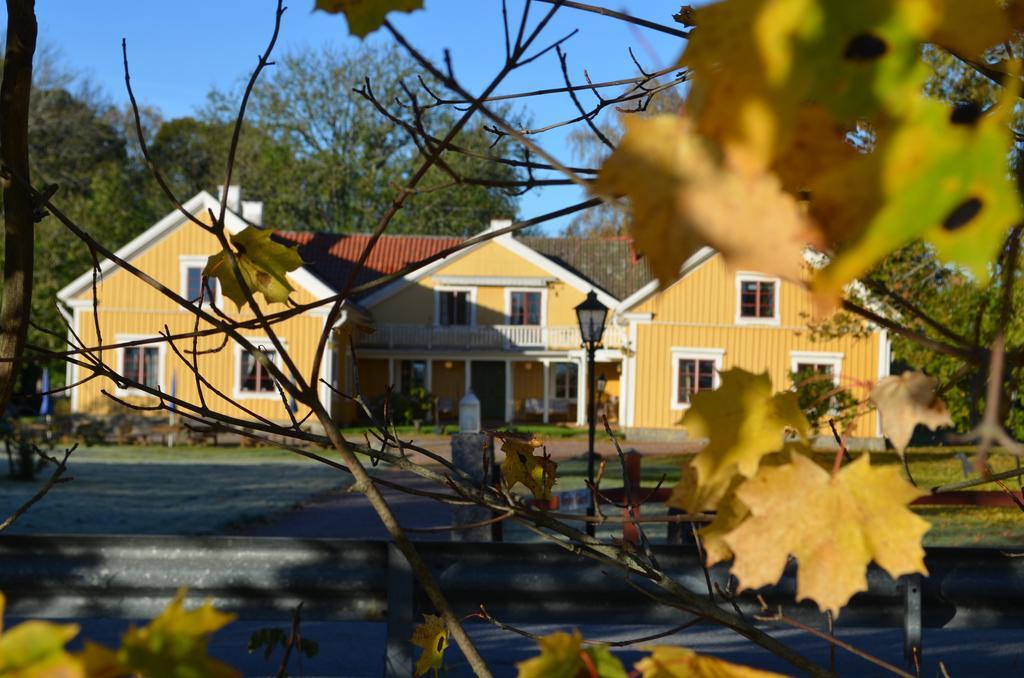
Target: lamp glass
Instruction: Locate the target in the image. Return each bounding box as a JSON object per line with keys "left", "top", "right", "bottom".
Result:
{"left": 574, "top": 291, "right": 608, "bottom": 344}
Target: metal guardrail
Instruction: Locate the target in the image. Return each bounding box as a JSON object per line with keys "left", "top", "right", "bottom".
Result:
{"left": 1, "top": 535, "right": 1022, "bottom": 675}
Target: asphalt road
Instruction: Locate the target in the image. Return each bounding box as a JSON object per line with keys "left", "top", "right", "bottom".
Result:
{"left": 43, "top": 618, "right": 1024, "bottom": 676}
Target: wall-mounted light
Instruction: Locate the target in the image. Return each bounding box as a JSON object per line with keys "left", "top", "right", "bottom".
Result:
{"left": 524, "top": 362, "right": 533, "bottom": 370}
{"left": 444, "top": 361, "right": 454, "bottom": 369}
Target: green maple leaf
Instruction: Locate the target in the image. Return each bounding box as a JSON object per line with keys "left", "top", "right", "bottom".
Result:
{"left": 0, "top": 592, "right": 84, "bottom": 677}
{"left": 314, "top": 0, "right": 424, "bottom": 38}
{"left": 795, "top": 0, "right": 936, "bottom": 122}
{"left": 204, "top": 227, "right": 304, "bottom": 308}
{"left": 107, "top": 589, "right": 239, "bottom": 678}
{"left": 516, "top": 630, "right": 626, "bottom": 678}
{"left": 813, "top": 89, "right": 1023, "bottom": 297}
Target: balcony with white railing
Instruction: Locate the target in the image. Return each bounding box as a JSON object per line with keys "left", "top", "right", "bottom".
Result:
{"left": 356, "top": 324, "right": 628, "bottom": 351}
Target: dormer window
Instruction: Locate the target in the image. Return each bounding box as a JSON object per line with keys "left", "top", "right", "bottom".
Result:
{"left": 736, "top": 274, "right": 780, "bottom": 325}
{"left": 180, "top": 256, "right": 218, "bottom": 306}
{"left": 185, "top": 266, "right": 217, "bottom": 304}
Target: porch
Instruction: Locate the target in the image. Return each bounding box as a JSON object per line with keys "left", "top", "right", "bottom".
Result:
{"left": 351, "top": 356, "right": 621, "bottom": 426}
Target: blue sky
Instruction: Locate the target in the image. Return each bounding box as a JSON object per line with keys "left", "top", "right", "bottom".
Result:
{"left": 4, "top": 1, "right": 686, "bottom": 233}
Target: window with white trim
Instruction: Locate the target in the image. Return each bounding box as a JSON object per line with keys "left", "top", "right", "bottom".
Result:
{"left": 736, "top": 274, "right": 780, "bottom": 324}
{"left": 438, "top": 290, "right": 471, "bottom": 326}
{"left": 180, "top": 255, "right": 218, "bottom": 306}
{"left": 789, "top": 351, "right": 843, "bottom": 385}
{"left": 115, "top": 334, "right": 165, "bottom": 396}
{"left": 234, "top": 339, "right": 284, "bottom": 399}
{"left": 184, "top": 265, "right": 217, "bottom": 304}
{"left": 239, "top": 348, "right": 278, "bottom": 394}
{"left": 790, "top": 351, "right": 844, "bottom": 413}
{"left": 670, "top": 348, "right": 724, "bottom": 409}
{"left": 123, "top": 345, "right": 161, "bottom": 390}
{"left": 509, "top": 290, "right": 542, "bottom": 325}
{"left": 552, "top": 363, "right": 578, "bottom": 400}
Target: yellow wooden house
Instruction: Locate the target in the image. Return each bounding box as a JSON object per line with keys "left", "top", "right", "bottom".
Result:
{"left": 57, "top": 188, "right": 888, "bottom": 441}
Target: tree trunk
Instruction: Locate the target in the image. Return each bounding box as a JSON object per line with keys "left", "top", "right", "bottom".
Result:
{"left": 0, "top": 0, "right": 37, "bottom": 418}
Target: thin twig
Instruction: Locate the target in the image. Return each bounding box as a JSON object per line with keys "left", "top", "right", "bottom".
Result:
{"left": 0, "top": 445, "right": 76, "bottom": 532}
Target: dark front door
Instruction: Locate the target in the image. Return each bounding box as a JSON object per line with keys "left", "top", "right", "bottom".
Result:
{"left": 471, "top": 361, "right": 506, "bottom": 423}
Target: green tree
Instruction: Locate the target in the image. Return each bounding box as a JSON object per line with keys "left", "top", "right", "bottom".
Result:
{"left": 203, "top": 44, "right": 521, "bottom": 235}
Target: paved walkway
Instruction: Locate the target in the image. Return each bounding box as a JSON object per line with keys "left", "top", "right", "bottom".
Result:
{"left": 236, "top": 470, "right": 455, "bottom": 540}
{"left": 234, "top": 438, "right": 693, "bottom": 540}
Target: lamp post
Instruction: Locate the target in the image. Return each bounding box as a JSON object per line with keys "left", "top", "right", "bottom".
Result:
{"left": 575, "top": 290, "right": 608, "bottom": 537}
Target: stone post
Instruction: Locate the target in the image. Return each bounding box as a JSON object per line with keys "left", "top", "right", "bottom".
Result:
{"left": 451, "top": 391, "right": 493, "bottom": 541}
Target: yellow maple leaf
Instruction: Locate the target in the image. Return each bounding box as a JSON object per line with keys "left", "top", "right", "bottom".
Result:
{"left": 634, "top": 645, "right": 788, "bottom": 678}
{"left": 496, "top": 431, "right": 557, "bottom": 500}
{"left": 0, "top": 592, "right": 84, "bottom": 678}
{"left": 698, "top": 490, "right": 750, "bottom": 567}
{"left": 516, "top": 630, "right": 627, "bottom": 678}
{"left": 684, "top": 369, "right": 809, "bottom": 490}
{"left": 411, "top": 614, "right": 448, "bottom": 677}
{"left": 870, "top": 371, "right": 952, "bottom": 455}
{"left": 593, "top": 114, "right": 820, "bottom": 287}
{"left": 669, "top": 448, "right": 794, "bottom": 565}
{"left": 314, "top": 0, "right": 424, "bottom": 38}
{"left": 679, "top": 0, "right": 808, "bottom": 174}
{"left": 724, "top": 453, "right": 929, "bottom": 615}
{"left": 666, "top": 458, "right": 735, "bottom": 515}
{"left": 204, "top": 226, "right": 304, "bottom": 308}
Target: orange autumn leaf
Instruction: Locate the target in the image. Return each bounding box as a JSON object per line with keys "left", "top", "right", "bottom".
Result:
{"left": 634, "top": 645, "right": 788, "bottom": 678}
{"left": 592, "top": 114, "right": 821, "bottom": 287}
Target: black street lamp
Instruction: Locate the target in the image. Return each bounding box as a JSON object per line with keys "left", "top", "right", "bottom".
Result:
{"left": 575, "top": 290, "right": 608, "bottom": 537}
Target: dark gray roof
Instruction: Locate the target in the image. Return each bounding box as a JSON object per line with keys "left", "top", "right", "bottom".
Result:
{"left": 518, "top": 236, "right": 654, "bottom": 300}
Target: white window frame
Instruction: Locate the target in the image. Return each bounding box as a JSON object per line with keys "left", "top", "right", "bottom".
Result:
{"left": 179, "top": 255, "right": 220, "bottom": 307}
{"left": 790, "top": 351, "right": 843, "bottom": 385}
{"left": 550, "top": 361, "right": 579, "bottom": 402}
{"left": 433, "top": 286, "right": 477, "bottom": 326}
{"left": 670, "top": 347, "right": 725, "bottom": 410}
{"left": 504, "top": 287, "right": 548, "bottom": 326}
{"left": 735, "top": 273, "right": 781, "bottom": 326}
{"left": 233, "top": 337, "right": 286, "bottom": 400}
{"left": 115, "top": 334, "right": 166, "bottom": 397}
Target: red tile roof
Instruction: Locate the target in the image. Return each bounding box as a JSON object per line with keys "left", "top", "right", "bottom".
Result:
{"left": 274, "top": 230, "right": 654, "bottom": 301}
{"left": 274, "top": 231, "right": 462, "bottom": 294}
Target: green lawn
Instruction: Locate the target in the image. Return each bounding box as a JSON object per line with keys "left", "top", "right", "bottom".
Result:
{"left": 71, "top": 445, "right": 305, "bottom": 463}
{"left": 338, "top": 422, "right": 599, "bottom": 439}
{"left": 549, "top": 448, "right": 1024, "bottom": 548}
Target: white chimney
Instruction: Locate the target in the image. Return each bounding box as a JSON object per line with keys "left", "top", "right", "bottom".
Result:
{"left": 216, "top": 184, "right": 242, "bottom": 213}
{"left": 241, "top": 200, "right": 263, "bottom": 226}
{"left": 488, "top": 218, "right": 512, "bottom": 232}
